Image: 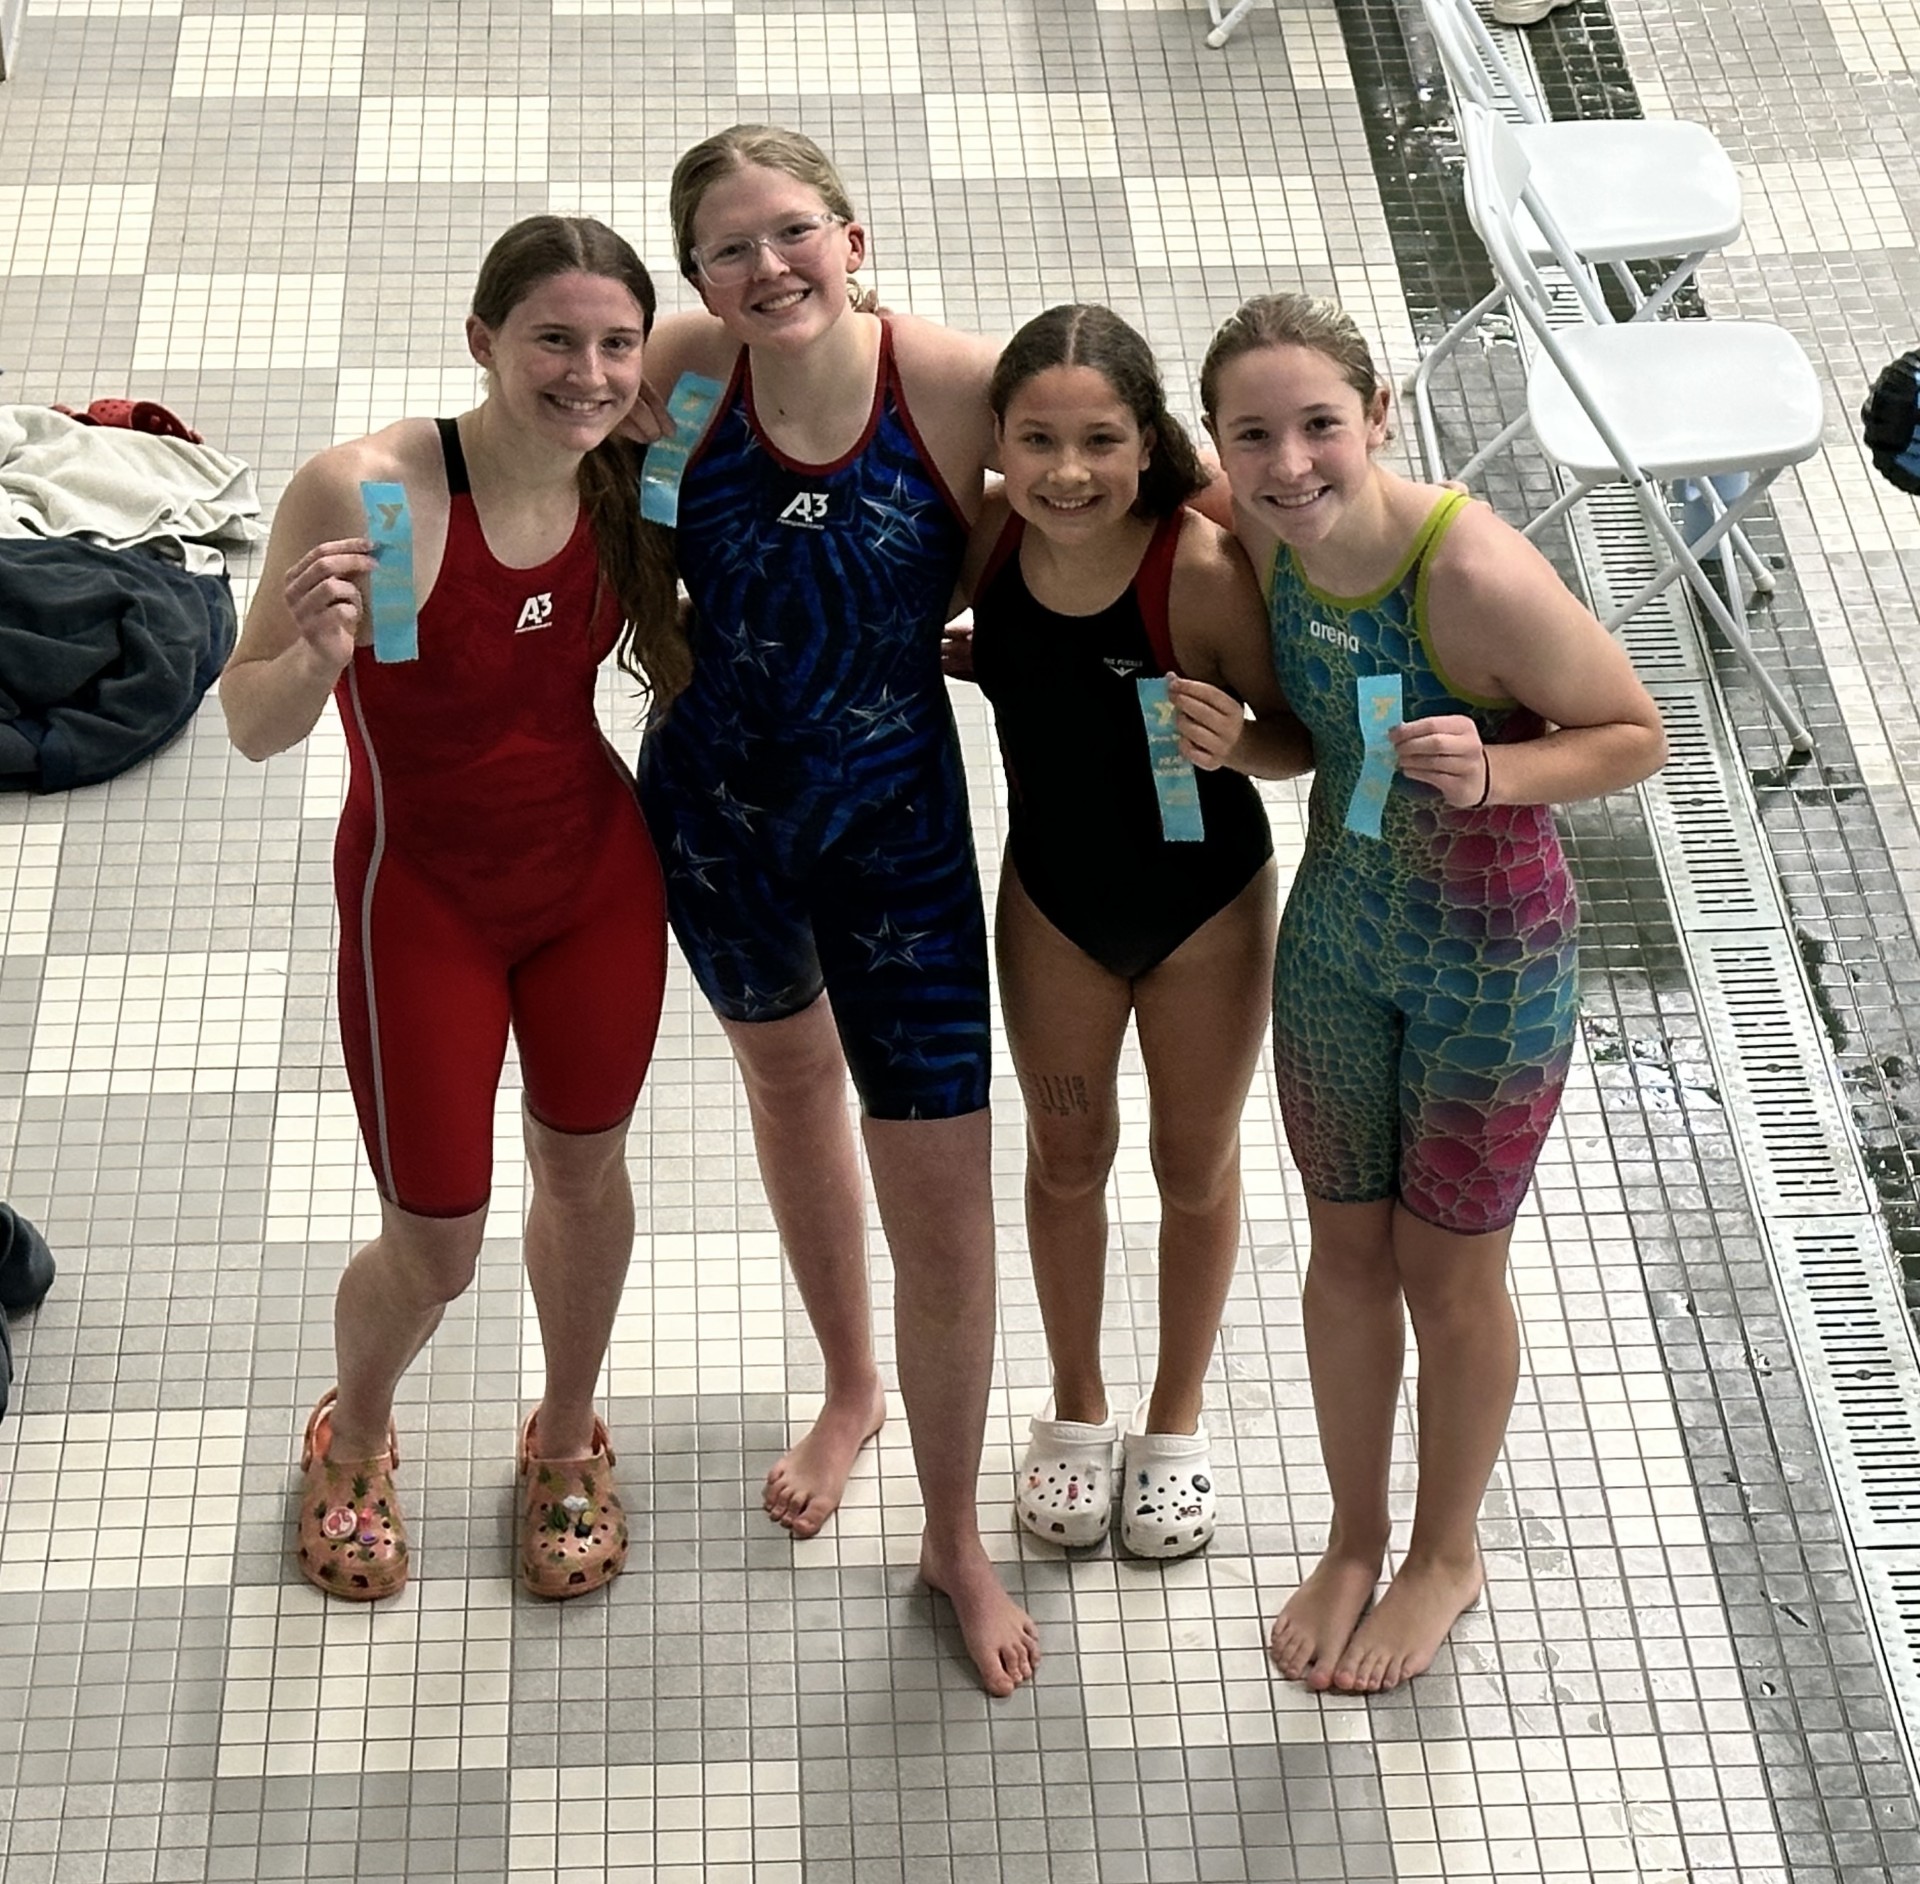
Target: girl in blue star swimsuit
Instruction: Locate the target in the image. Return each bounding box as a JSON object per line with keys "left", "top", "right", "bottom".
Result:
{"left": 636, "top": 125, "right": 1037, "bottom": 1698}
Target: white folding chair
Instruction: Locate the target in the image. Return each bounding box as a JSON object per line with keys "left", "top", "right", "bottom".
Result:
{"left": 1457, "top": 102, "right": 1825, "bottom": 755}
{"left": 1411, "top": 0, "right": 1744, "bottom": 479}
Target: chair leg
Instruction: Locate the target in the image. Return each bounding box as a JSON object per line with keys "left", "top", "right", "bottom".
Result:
{"left": 1409, "top": 284, "right": 1509, "bottom": 483}
{"left": 1614, "top": 475, "right": 1813, "bottom": 755}
{"left": 1682, "top": 474, "right": 1779, "bottom": 600}
{"left": 1729, "top": 523, "right": 1777, "bottom": 594}
{"left": 1624, "top": 252, "right": 1708, "bottom": 323}
{"left": 1518, "top": 474, "right": 1597, "bottom": 540}
{"left": 1205, "top": 0, "right": 1263, "bottom": 46}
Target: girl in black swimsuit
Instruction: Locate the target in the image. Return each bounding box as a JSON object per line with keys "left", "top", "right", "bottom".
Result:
{"left": 950, "top": 305, "right": 1310, "bottom": 1557}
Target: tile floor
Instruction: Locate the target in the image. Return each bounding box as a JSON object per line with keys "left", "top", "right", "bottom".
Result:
{"left": 2, "top": 0, "right": 1919, "bottom": 1879}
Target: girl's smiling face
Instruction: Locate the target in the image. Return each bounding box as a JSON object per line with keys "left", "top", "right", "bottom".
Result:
{"left": 996, "top": 364, "right": 1154, "bottom": 541}
{"left": 466, "top": 269, "right": 649, "bottom": 451}
{"left": 687, "top": 163, "right": 865, "bottom": 348}
{"left": 1208, "top": 342, "right": 1390, "bottom": 548}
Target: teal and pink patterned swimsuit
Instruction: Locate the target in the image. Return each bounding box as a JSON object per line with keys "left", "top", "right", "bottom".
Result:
{"left": 1267, "top": 490, "right": 1576, "bottom": 1235}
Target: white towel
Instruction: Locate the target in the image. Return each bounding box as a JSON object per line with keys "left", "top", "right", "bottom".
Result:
{"left": 0, "top": 406, "right": 261, "bottom": 565}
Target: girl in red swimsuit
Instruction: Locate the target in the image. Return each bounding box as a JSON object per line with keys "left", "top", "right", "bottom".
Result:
{"left": 220, "top": 217, "right": 684, "bottom": 1603}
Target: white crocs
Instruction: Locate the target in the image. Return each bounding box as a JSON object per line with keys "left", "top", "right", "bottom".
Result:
{"left": 1015, "top": 1401, "right": 1118, "bottom": 1548}
{"left": 1120, "top": 1396, "right": 1216, "bottom": 1559}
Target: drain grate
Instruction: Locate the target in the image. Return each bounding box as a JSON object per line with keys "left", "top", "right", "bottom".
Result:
{"left": 1469, "top": 1, "right": 1920, "bottom": 1793}
{"left": 1691, "top": 934, "right": 1866, "bottom": 1217}
{"left": 1641, "top": 685, "right": 1774, "bottom": 929}
{"left": 1776, "top": 1222, "right": 1920, "bottom": 1543}
{"left": 1855, "top": 1555, "right": 1920, "bottom": 1740}
{"left": 1568, "top": 489, "right": 1700, "bottom": 679}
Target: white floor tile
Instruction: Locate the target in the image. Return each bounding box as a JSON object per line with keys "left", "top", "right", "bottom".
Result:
{"left": 1732, "top": 156, "right": 1915, "bottom": 253}
{"left": 0, "top": 1408, "right": 247, "bottom": 1592}
{"left": 171, "top": 13, "right": 366, "bottom": 98}
{"left": 734, "top": 11, "right": 921, "bottom": 94}
{"left": 0, "top": 183, "right": 155, "bottom": 275}
{"left": 132, "top": 273, "right": 348, "bottom": 371}
{"left": 355, "top": 97, "right": 550, "bottom": 185}
{"left": 27, "top": 949, "right": 288, "bottom": 1096}
{"left": 1124, "top": 174, "right": 1328, "bottom": 269}
{"left": 925, "top": 93, "right": 1122, "bottom": 180}
{"left": 0, "top": 821, "right": 62, "bottom": 955}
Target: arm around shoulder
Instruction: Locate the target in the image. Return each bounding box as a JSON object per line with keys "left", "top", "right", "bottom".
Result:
{"left": 887, "top": 311, "right": 1000, "bottom": 388}
{"left": 219, "top": 451, "right": 374, "bottom": 763}
{"left": 643, "top": 310, "right": 737, "bottom": 390}
{"left": 887, "top": 314, "right": 1000, "bottom": 493}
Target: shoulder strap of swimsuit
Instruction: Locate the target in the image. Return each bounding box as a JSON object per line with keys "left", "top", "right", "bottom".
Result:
{"left": 1408, "top": 486, "right": 1471, "bottom": 574}
{"left": 435, "top": 417, "right": 470, "bottom": 497}
{"left": 1135, "top": 509, "right": 1185, "bottom": 674}
{"left": 976, "top": 508, "right": 1025, "bottom": 599}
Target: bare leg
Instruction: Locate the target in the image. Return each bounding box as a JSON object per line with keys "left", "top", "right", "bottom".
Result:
{"left": 1131, "top": 866, "right": 1277, "bottom": 1436}
{"left": 329, "top": 1201, "right": 488, "bottom": 1459}
{"left": 1330, "top": 1209, "right": 1514, "bottom": 1693}
{"left": 865, "top": 1110, "right": 1039, "bottom": 1698}
{"left": 724, "top": 1003, "right": 887, "bottom": 1538}
{"left": 1268, "top": 1195, "right": 1402, "bottom": 1690}
{"left": 995, "top": 867, "right": 1131, "bottom": 1427}
{"left": 518, "top": 1113, "right": 637, "bottom": 1460}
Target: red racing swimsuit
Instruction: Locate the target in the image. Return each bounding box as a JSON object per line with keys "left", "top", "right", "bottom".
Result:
{"left": 333, "top": 418, "right": 667, "bottom": 1218}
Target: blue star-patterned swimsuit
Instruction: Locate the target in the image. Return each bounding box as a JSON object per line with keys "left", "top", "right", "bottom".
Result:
{"left": 637, "top": 318, "right": 989, "bottom": 1120}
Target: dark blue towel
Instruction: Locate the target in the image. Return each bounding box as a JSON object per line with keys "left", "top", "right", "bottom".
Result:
{"left": 0, "top": 536, "right": 236, "bottom": 792}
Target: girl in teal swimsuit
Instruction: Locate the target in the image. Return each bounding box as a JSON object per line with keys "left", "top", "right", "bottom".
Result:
{"left": 1201, "top": 294, "right": 1665, "bottom": 1695}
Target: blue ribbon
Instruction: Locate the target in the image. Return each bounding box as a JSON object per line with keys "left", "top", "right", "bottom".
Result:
{"left": 639, "top": 372, "right": 727, "bottom": 527}
{"left": 1136, "top": 677, "right": 1205, "bottom": 843}
{"left": 360, "top": 481, "right": 419, "bottom": 664}
{"left": 1345, "top": 672, "right": 1403, "bottom": 839}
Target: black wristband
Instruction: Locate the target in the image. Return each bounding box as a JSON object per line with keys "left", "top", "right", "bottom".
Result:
{"left": 1472, "top": 750, "right": 1492, "bottom": 808}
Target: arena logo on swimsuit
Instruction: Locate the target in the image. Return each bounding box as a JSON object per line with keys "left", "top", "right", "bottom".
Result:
{"left": 1308, "top": 618, "right": 1361, "bottom": 655}
{"left": 776, "top": 490, "right": 831, "bottom": 531}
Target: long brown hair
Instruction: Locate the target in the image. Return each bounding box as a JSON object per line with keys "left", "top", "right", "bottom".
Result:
{"left": 471, "top": 215, "right": 690, "bottom": 706}
{"left": 988, "top": 304, "right": 1209, "bottom": 517}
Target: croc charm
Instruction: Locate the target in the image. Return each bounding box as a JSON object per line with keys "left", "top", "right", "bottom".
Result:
{"left": 1861, "top": 348, "right": 1920, "bottom": 494}
{"left": 1015, "top": 1402, "right": 1119, "bottom": 1549}
{"left": 295, "top": 1390, "right": 409, "bottom": 1601}
{"left": 518, "top": 1413, "right": 629, "bottom": 1599}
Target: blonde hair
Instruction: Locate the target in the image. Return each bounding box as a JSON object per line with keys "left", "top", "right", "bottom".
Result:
{"left": 1199, "top": 292, "right": 1381, "bottom": 419}
{"left": 669, "top": 124, "right": 858, "bottom": 280}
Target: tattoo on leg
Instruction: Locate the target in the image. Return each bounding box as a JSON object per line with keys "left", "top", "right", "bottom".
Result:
{"left": 1030, "top": 1073, "right": 1090, "bottom": 1116}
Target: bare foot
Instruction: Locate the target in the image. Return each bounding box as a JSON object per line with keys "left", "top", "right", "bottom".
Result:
{"left": 763, "top": 1382, "right": 888, "bottom": 1539}
{"left": 1268, "top": 1549, "right": 1382, "bottom": 1690}
{"left": 1330, "top": 1553, "right": 1483, "bottom": 1693}
{"left": 920, "top": 1539, "right": 1040, "bottom": 1698}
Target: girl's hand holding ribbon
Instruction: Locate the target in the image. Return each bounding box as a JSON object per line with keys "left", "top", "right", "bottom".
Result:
{"left": 1389, "top": 714, "right": 1490, "bottom": 808}
{"left": 283, "top": 538, "right": 377, "bottom": 670}
{"left": 1167, "top": 675, "right": 1247, "bottom": 771}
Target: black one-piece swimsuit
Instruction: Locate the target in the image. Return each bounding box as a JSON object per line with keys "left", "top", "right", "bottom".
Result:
{"left": 970, "top": 509, "right": 1273, "bottom": 979}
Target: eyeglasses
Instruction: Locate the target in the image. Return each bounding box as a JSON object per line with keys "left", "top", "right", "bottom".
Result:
{"left": 691, "top": 213, "right": 848, "bottom": 286}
